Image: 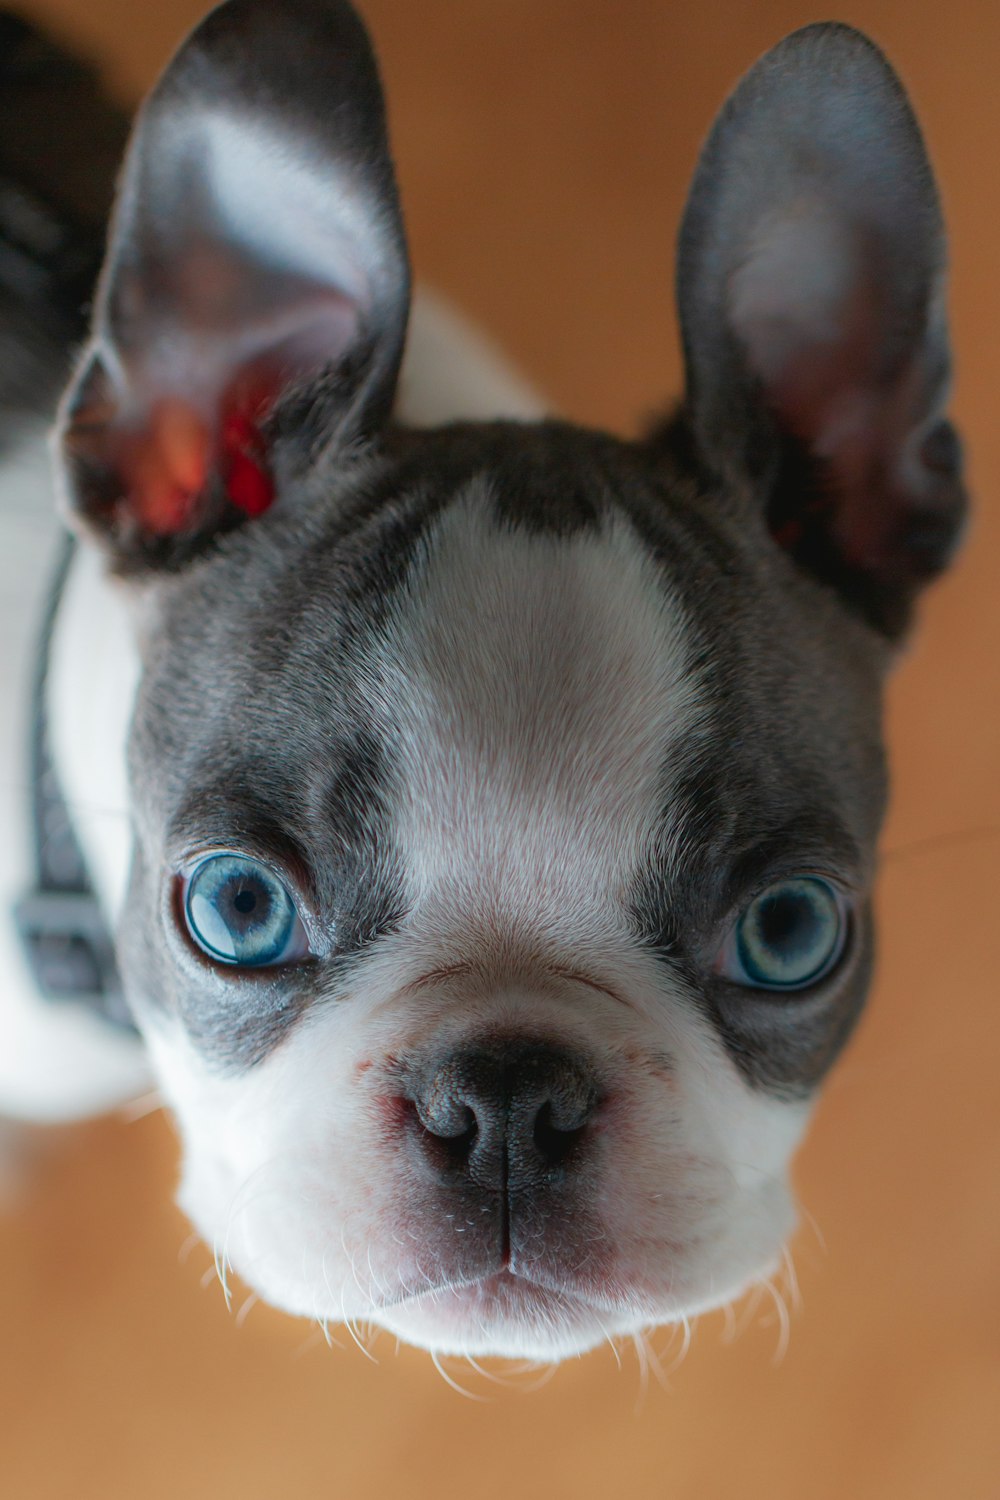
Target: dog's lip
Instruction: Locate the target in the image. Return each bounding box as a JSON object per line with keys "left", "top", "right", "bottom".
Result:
{"left": 372, "top": 1267, "right": 639, "bottom": 1320}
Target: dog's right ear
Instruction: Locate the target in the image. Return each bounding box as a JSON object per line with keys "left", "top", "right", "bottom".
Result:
{"left": 57, "top": 0, "right": 409, "bottom": 570}
{"left": 675, "top": 23, "right": 967, "bottom": 638}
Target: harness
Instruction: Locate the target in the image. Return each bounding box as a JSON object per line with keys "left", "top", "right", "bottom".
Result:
{"left": 2, "top": 14, "right": 136, "bottom": 1031}
{"left": 13, "top": 535, "right": 136, "bottom": 1033}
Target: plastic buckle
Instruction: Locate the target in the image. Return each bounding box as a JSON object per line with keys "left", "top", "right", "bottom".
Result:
{"left": 13, "top": 887, "right": 122, "bottom": 1009}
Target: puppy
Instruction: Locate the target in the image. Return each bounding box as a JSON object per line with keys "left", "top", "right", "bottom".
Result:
{"left": 0, "top": 0, "right": 966, "bottom": 1361}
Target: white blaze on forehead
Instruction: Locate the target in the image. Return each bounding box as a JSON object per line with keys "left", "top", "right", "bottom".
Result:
{"left": 370, "top": 485, "right": 703, "bottom": 936}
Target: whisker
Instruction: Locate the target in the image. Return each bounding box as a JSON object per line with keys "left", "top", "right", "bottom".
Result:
{"left": 429, "top": 1350, "right": 489, "bottom": 1401}
{"left": 213, "top": 1238, "right": 233, "bottom": 1312}
{"left": 177, "top": 1233, "right": 201, "bottom": 1266}
{"left": 120, "top": 1090, "right": 164, "bottom": 1122}
{"left": 760, "top": 1276, "right": 792, "bottom": 1365}
{"left": 720, "top": 1298, "right": 738, "bottom": 1344}
{"left": 780, "top": 1244, "right": 802, "bottom": 1316}
{"left": 234, "top": 1291, "right": 259, "bottom": 1329}
{"left": 594, "top": 1315, "right": 623, "bottom": 1373}
{"left": 514, "top": 1361, "right": 559, "bottom": 1394}
{"left": 365, "top": 1243, "right": 391, "bottom": 1303}
{"left": 345, "top": 1240, "right": 368, "bottom": 1301}
{"left": 797, "top": 1202, "right": 828, "bottom": 1258}
{"left": 660, "top": 1312, "right": 693, "bottom": 1378}
{"left": 463, "top": 1354, "right": 516, "bottom": 1389}
{"left": 318, "top": 1256, "right": 346, "bottom": 1351}
{"left": 631, "top": 1331, "right": 650, "bottom": 1415}
{"left": 641, "top": 1330, "right": 670, "bottom": 1391}
{"left": 291, "top": 1329, "right": 327, "bottom": 1360}
{"left": 338, "top": 1279, "right": 378, "bottom": 1365}
{"left": 344, "top": 1311, "right": 376, "bottom": 1362}
{"left": 732, "top": 1279, "right": 767, "bottom": 1340}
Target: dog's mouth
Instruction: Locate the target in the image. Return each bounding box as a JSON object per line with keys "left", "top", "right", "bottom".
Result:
{"left": 369, "top": 1267, "right": 655, "bottom": 1359}
{"left": 393, "top": 1268, "right": 585, "bottom": 1312}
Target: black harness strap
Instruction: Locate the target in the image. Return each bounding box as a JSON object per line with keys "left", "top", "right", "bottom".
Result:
{"left": 1, "top": 16, "right": 137, "bottom": 1032}
{"left": 13, "top": 533, "right": 137, "bottom": 1033}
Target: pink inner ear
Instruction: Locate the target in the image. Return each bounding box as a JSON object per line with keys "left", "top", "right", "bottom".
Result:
{"left": 118, "top": 375, "right": 280, "bottom": 535}
{"left": 110, "top": 296, "right": 361, "bottom": 536}
{"left": 117, "top": 399, "right": 209, "bottom": 535}
{"left": 219, "top": 374, "right": 280, "bottom": 519}
{"left": 731, "top": 219, "right": 918, "bottom": 572}
{"left": 64, "top": 291, "right": 364, "bottom": 541}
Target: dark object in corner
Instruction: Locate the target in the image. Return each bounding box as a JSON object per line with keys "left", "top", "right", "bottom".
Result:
{"left": 0, "top": 11, "right": 129, "bottom": 419}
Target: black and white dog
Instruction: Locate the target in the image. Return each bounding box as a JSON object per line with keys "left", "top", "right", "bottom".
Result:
{"left": 0, "top": 1, "right": 966, "bottom": 1360}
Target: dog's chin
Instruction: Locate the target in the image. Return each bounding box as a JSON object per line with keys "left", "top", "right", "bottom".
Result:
{"left": 360, "top": 1263, "right": 774, "bottom": 1361}
{"left": 370, "top": 1271, "right": 646, "bottom": 1361}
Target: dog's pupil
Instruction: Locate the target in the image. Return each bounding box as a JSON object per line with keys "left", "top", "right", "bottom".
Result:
{"left": 233, "top": 889, "right": 257, "bottom": 916}
{"left": 758, "top": 893, "right": 810, "bottom": 951}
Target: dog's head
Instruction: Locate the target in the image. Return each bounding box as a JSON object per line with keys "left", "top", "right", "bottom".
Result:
{"left": 55, "top": 0, "right": 965, "bottom": 1359}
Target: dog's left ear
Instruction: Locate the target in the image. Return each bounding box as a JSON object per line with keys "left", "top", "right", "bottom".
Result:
{"left": 58, "top": 0, "right": 408, "bottom": 569}
{"left": 677, "top": 23, "right": 967, "bottom": 636}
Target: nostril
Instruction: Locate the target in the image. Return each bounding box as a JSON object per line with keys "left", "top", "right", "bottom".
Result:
{"left": 533, "top": 1100, "right": 586, "bottom": 1168}
{"left": 410, "top": 1097, "right": 479, "bottom": 1172}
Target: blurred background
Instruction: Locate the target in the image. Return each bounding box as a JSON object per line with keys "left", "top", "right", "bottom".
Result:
{"left": 1, "top": 1, "right": 998, "bottom": 1496}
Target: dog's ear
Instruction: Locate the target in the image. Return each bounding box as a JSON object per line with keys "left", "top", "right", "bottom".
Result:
{"left": 57, "top": 0, "right": 408, "bottom": 569}
{"left": 677, "top": 23, "right": 966, "bottom": 636}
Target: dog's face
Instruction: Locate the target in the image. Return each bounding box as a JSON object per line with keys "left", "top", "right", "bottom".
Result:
{"left": 56, "top": 1, "right": 965, "bottom": 1359}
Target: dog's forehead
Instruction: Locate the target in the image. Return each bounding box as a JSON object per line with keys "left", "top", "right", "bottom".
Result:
{"left": 138, "top": 417, "right": 885, "bottom": 864}
{"left": 366, "top": 482, "right": 703, "bottom": 928}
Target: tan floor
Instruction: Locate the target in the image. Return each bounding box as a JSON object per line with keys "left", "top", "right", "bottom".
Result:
{"left": 2, "top": 1, "right": 999, "bottom": 1497}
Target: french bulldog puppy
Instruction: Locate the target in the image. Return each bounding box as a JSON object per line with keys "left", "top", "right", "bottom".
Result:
{"left": 1, "top": 1, "right": 965, "bottom": 1360}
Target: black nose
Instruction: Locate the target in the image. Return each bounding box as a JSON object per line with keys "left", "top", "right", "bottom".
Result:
{"left": 406, "top": 1041, "right": 600, "bottom": 1192}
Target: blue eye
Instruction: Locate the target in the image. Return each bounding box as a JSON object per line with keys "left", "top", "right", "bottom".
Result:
{"left": 182, "top": 854, "right": 308, "bottom": 967}
{"left": 722, "top": 877, "right": 848, "bottom": 991}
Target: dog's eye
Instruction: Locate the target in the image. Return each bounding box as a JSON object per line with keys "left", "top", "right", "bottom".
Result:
{"left": 719, "top": 877, "right": 848, "bottom": 991}
{"left": 181, "top": 854, "right": 308, "bottom": 967}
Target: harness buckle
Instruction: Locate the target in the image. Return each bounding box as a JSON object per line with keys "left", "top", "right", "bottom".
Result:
{"left": 13, "top": 888, "right": 132, "bottom": 1029}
